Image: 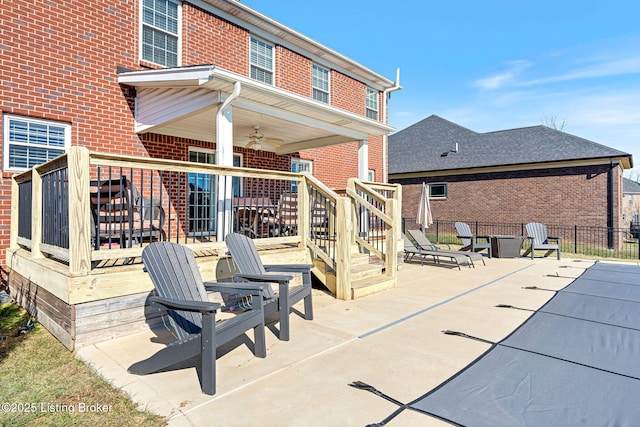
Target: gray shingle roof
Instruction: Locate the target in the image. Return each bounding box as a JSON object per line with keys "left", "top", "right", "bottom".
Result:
{"left": 624, "top": 178, "right": 640, "bottom": 194}
{"left": 389, "top": 115, "right": 632, "bottom": 175}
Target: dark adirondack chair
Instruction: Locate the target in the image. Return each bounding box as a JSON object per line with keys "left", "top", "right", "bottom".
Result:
{"left": 225, "top": 232, "right": 314, "bottom": 341}
{"left": 408, "top": 229, "right": 485, "bottom": 267}
{"left": 129, "top": 242, "right": 267, "bottom": 395}
{"left": 525, "top": 222, "right": 562, "bottom": 260}
{"left": 455, "top": 221, "right": 492, "bottom": 258}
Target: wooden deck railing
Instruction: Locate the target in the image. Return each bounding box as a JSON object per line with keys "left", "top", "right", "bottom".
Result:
{"left": 10, "top": 147, "right": 401, "bottom": 299}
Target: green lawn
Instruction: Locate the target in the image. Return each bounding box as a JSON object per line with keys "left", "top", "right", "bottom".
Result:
{"left": 0, "top": 302, "right": 167, "bottom": 427}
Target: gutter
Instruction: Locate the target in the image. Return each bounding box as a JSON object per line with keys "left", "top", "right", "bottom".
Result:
{"left": 381, "top": 68, "right": 402, "bottom": 182}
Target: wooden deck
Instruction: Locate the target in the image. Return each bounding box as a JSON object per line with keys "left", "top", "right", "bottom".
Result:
{"left": 8, "top": 147, "right": 402, "bottom": 350}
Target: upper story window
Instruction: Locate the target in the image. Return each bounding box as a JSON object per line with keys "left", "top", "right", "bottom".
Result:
{"left": 141, "top": 0, "right": 180, "bottom": 67}
{"left": 366, "top": 88, "right": 378, "bottom": 120}
{"left": 312, "top": 64, "right": 330, "bottom": 103}
{"left": 250, "top": 36, "right": 274, "bottom": 85}
{"left": 3, "top": 114, "right": 70, "bottom": 171}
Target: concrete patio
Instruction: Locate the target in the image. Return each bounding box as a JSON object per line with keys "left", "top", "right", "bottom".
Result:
{"left": 76, "top": 256, "right": 624, "bottom": 426}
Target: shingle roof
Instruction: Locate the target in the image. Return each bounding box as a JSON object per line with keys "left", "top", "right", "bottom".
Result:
{"left": 623, "top": 178, "right": 640, "bottom": 194}
{"left": 389, "top": 115, "right": 633, "bottom": 175}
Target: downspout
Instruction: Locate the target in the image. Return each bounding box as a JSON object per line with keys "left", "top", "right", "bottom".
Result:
{"left": 381, "top": 68, "right": 401, "bottom": 183}
{"left": 219, "top": 81, "right": 241, "bottom": 115}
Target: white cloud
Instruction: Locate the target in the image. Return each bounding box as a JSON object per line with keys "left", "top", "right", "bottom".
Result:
{"left": 520, "top": 56, "right": 640, "bottom": 87}
{"left": 472, "top": 60, "right": 532, "bottom": 90}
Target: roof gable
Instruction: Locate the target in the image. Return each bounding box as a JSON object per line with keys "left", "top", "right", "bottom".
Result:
{"left": 389, "top": 115, "right": 633, "bottom": 175}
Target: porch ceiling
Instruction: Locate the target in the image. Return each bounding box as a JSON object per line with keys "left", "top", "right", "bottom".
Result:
{"left": 119, "top": 65, "right": 394, "bottom": 154}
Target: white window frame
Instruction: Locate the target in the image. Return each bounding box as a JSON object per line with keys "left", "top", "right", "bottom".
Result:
{"left": 428, "top": 182, "right": 448, "bottom": 199}
{"left": 291, "top": 158, "right": 312, "bottom": 174}
{"left": 312, "top": 64, "right": 330, "bottom": 103}
{"left": 250, "top": 36, "right": 274, "bottom": 85}
{"left": 366, "top": 87, "right": 378, "bottom": 120}
{"left": 291, "top": 158, "right": 312, "bottom": 191}
{"left": 2, "top": 114, "right": 71, "bottom": 172}
{"left": 367, "top": 169, "right": 375, "bottom": 182}
{"left": 140, "top": 0, "right": 182, "bottom": 67}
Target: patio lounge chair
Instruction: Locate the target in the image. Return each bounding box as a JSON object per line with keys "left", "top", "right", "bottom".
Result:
{"left": 130, "top": 242, "right": 267, "bottom": 395}
{"left": 454, "top": 222, "right": 492, "bottom": 258}
{"left": 408, "top": 229, "right": 485, "bottom": 267}
{"left": 524, "top": 222, "right": 562, "bottom": 260}
{"left": 225, "top": 232, "right": 314, "bottom": 341}
{"left": 403, "top": 233, "right": 469, "bottom": 270}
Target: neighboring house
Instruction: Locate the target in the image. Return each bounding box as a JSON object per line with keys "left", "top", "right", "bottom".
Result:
{"left": 0, "top": 0, "right": 400, "bottom": 285}
{"left": 389, "top": 115, "right": 633, "bottom": 232}
{"left": 623, "top": 178, "right": 640, "bottom": 237}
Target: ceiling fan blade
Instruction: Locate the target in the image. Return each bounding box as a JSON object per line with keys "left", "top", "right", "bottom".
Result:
{"left": 264, "top": 137, "right": 284, "bottom": 147}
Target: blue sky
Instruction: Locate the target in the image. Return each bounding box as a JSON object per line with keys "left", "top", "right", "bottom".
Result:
{"left": 241, "top": 0, "right": 640, "bottom": 177}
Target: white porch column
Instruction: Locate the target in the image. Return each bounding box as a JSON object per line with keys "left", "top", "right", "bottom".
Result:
{"left": 357, "top": 138, "right": 369, "bottom": 237}
{"left": 216, "top": 82, "right": 241, "bottom": 241}
{"left": 358, "top": 138, "right": 369, "bottom": 181}
{"left": 216, "top": 104, "right": 233, "bottom": 241}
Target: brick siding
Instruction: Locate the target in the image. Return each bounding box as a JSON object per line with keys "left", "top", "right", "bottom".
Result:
{"left": 0, "top": 1, "right": 386, "bottom": 283}
{"left": 395, "top": 164, "right": 624, "bottom": 229}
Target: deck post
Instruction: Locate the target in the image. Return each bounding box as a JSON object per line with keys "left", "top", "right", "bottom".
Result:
{"left": 298, "top": 175, "right": 309, "bottom": 248}
{"left": 335, "top": 196, "right": 352, "bottom": 300}
{"left": 31, "top": 165, "right": 43, "bottom": 259}
{"left": 385, "top": 196, "right": 398, "bottom": 276}
{"left": 67, "top": 147, "right": 92, "bottom": 275}
{"left": 9, "top": 176, "right": 20, "bottom": 250}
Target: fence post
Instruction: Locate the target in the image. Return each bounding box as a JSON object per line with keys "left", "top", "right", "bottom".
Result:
{"left": 67, "top": 147, "right": 92, "bottom": 276}
{"left": 574, "top": 225, "right": 578, "bottom": 254}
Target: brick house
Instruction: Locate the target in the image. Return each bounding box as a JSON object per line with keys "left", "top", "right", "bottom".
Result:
{"left": 0, "top": 0, "right": 401, "bottom": 285}
{"left": 623, "top": 178, "right": 640, "bottom": 237}
{"left": 389, "top": 115, "right": 633, "bottom": 232}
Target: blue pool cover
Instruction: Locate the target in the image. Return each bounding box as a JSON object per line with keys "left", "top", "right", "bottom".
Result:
{"left": 409, "top": 262, "right": 640, "bottom": 426}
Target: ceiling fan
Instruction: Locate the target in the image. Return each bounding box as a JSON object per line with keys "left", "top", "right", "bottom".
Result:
{"left": 244, "top": 125, "right": 284, "bottom": 150}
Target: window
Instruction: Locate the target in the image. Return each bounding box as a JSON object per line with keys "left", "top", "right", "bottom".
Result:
{"left": 3, "top": 114, "right": 70, "bottom": 171}
{"left": 367, "top": 170, "right": 375, "bottom": 182}
{"left": 312, "top": 64, "right": 329, "bottom": 103}
{"left": 429, "top": 183, "right": 448, "bottom": 199}
{"left": 366, "top": 88, "right": 378, "bottom": 120}
{"left": 250, "top": 36, "right": 274, "bottom": 85}
{"left": 291, "top": 159, "right": 312, "bottom": 191}
{"left": 187, "top": 148, "right": 242, "bottom": 233}
{"left": 141, "top": 0, "right": 180, "bottom": 67}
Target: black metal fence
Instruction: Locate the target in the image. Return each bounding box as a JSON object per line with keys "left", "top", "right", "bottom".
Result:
{"left": 403, "top": 218, "right": 640, "bottom": 261}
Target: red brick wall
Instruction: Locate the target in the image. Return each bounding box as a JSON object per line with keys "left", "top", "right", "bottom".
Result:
{"left": 395, "top": 164, "right": 623, "bottom": 229}
{"left": 0, "top": 1, "right": 387, "bottom": 283}
{"left": 276, "top": 48, "right": 312, "bottom": 96}
{"left": 331, "top": 71, "right": 366, "bottom": 115}
{"left": 183, "top": 5, "right": 248, "bottom": 74}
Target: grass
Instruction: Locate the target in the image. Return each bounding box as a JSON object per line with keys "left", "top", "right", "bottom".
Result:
{"left": 0, "top": 302, "right": 167, "bottom": 427}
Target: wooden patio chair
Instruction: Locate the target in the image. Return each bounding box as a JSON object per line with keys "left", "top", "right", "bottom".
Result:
{"left": 276, "top": 191, "right": 299, "bottom": 236}
{"left": 408, "top": 229, "right": 485, "bottom": 267}
{"left": 225, "top": 232, "right": 314, "bottom": 341}
{"left": 402, "top": 232, "right": 469, "bottom": 269}
{"left": 524, "top": 222, "right": 562, "bottom": 260}
{"left": 89, "top": 176, "right": 164, "bottom": 248}
{"left": 454, "top": 221, "right": 492, "bottom": 258}
{"left": 129, "top": 242, "right": 267, "bottom": 395}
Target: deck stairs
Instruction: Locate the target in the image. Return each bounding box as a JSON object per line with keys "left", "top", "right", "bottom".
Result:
{"left": 311, "top": 244, "right": 396, "bottom": 299}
